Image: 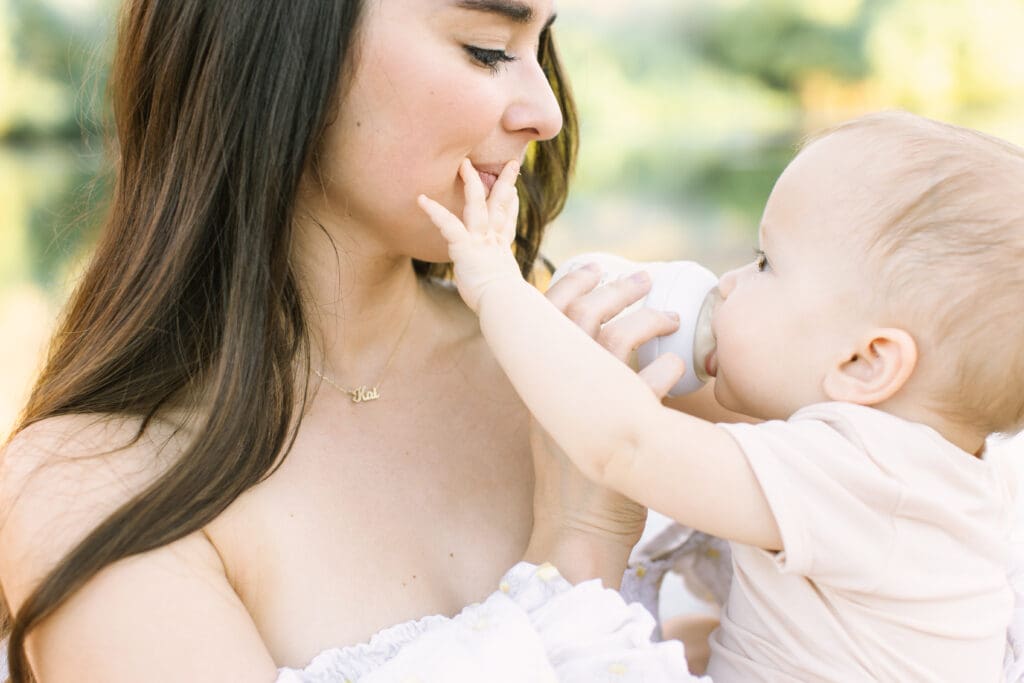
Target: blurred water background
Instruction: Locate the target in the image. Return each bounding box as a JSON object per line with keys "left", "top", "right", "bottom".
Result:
{"left": 3, "top": 0, "right": 1024, "bottom": 441}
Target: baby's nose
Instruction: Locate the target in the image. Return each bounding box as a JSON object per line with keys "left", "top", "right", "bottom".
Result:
{"left": 717, "top": 267, "right": 741, "bottom": 298}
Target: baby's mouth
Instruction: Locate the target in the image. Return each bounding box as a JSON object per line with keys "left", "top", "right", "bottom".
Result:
{"left": 703, "top": 349, "right": 718, "bottom": 379}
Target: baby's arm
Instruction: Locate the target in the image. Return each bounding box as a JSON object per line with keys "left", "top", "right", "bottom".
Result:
{"left": 665, "top": 381, "right": 761, "bottom": 424}
{"left": 418, "top": 161, "right": 780, "bottom": 551}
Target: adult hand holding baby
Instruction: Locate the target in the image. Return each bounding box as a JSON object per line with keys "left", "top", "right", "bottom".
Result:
{"left": 544, "top": 261, "right": 689, "bottom": 399}
{"left": 526, "top": 263, "right": 686, "bottom": 587}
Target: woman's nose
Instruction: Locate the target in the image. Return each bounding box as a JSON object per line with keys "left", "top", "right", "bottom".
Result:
{"left": 502, "top": 60, "right": 563, "bottom": 141}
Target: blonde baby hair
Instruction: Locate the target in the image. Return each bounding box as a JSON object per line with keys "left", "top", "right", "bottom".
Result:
{"left": 804, "top": 111, "right": 1024, "bottom": 435}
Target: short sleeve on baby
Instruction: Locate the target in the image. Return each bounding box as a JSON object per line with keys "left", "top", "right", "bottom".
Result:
{"left": 719, "top": 402, "right": 1007, "bottom": 592}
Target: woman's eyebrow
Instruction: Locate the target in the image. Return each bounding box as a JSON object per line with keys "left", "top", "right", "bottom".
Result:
{"left": 453, "top": 0, "right": 557, "bottom": 29}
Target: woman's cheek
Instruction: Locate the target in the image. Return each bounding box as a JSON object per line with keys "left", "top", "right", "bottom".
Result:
{"left": 435, "top": 70, "right": 508, "bottom": 131}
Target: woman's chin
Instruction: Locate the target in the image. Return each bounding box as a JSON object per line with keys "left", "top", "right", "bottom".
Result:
{"left": 411, "top": 245, "right": 454, "bottom": 266}
{"left": 403, "top": 217, "right": 462, "bottom": 266}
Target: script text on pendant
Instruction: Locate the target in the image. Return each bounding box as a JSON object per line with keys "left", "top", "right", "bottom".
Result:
{"left": 349, "top": 386, "right": 381, "bottom": 403}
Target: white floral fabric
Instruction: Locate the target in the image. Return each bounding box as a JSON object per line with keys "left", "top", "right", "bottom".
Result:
{"left": 276, "top": 562, "right": 702, "bottom": 682}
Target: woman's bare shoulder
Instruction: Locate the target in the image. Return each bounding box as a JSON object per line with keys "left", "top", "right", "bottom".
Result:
{"left": 0, "top": 413, "right": 187, "bottom": 610}
{"left": 0, "top": 415, "right": 277, "bottom": 680}
{"left": 0, "top": 412, "right": 185, "bottom": 512}
{"left": 2, "top": 411, "right": 189, "bottom": 466}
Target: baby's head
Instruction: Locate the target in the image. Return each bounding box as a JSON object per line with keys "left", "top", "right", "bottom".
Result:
{"left": 710, "top": 111, "right": 1024, "bottom": 444}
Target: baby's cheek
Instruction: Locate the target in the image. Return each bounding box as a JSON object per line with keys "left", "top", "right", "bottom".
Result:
{"left": 713, "top": 374, "right": 748, "bottom": 416}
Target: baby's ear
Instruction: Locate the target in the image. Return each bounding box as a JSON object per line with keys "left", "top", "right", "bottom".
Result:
{"left": 822, "top": 328, "right": 917, "bottom": 406}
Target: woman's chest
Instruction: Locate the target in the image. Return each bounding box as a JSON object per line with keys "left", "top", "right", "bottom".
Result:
{"left": 206, "top": 389, "right": 534, "bottom": 667}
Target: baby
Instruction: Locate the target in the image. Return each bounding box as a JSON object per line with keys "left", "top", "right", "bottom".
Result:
{"left": 418, "top": 110, "right": 1024, "bottom": 681}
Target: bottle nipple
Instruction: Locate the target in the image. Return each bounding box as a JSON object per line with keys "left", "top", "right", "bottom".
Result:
{"left": 693, "top": 287, "right": 721, "bottom": 384}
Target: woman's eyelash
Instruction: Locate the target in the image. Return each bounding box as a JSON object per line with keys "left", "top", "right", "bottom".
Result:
{"left": 754, "top": 249, "right": 769, "bottom": 272}
{"left": 464, "top": 45, "right": 516, "bottom": 72}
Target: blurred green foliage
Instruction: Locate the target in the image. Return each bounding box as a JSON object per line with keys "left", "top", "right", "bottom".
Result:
{"left": 544, "top": 0, "right": 1024, "bottom": 265}
{"left": 0, "top": 0, "right": 112, "bottom": 140}
{"left": 3, "top": 0, "right": 1024, "bottom": 282}
{"left": 689, "top": 0, "right": 873, "bottom": 91}
{"left": 0, "top": 0, "right": 112, "bottom": 296}
{"left": 2, "top": 0, "right": 1023, "bottom": 432}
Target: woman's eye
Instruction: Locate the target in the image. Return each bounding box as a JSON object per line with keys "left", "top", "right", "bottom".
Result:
{"left": 754, "top": 249, "right": 769, "bottom": 272}
{"left": 464, "top": 45, "right": 516, "bottom": 72}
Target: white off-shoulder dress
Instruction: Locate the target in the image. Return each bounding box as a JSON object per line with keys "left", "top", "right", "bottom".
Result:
{"left": 274, "top": 561, "right": 701, "bottom": 682}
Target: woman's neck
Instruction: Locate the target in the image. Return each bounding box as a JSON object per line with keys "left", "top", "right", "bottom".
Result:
{"left": 292, "top": 215, "right": 423, "bottom": 386}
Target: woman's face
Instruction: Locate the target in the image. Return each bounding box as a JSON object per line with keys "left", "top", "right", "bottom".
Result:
{"left": 315, "top": 0, "right": 563, "bottom": 263}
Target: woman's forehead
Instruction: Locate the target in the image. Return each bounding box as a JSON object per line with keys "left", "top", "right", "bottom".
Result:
{"left": 449, "top": 0, "right": 556, "bottom": 21}
{"left": 424, "top": 0, "right": 558, "bottom": 27}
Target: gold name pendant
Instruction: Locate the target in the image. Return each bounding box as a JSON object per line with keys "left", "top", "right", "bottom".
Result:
{"left": 349, "top": 385, "right": 380, "bottom": 403}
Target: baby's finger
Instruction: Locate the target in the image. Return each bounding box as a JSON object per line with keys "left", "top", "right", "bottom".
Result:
{"left": 458, "top": 159, "right": 488, "bottom": 231}
{"left": 417, "top": 194, "right": 468, "bottom": 244}
{"left": 494, "top": 194, "right": 520, "bottom": 244}
{"left": 486, "top": 161, "right": 519, "bottom": 210}
{"left": 637, "top": 353, "right": 687, "bottom": 399}
{"left": 488, "top": 160, "right": 521, "bottom": 239}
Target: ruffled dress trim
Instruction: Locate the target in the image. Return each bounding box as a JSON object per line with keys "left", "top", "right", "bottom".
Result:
{"left": 275, "top": 613, "right": 451, "bottom": 682}
{"left": 276, "top": 562, "right": 703, "bottom": 682}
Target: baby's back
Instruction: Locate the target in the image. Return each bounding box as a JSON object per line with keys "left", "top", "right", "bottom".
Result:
{"left": 710, "top": 403, "right": 1014, "bottom": 681}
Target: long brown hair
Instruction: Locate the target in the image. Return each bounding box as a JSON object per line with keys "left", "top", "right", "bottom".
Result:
{"left": 1, "top": 1, "right": 578, "bottom": 680}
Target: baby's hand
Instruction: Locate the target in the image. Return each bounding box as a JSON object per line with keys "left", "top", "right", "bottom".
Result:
{"left": 418, "top": 159, "right": 523, "bottom": 312}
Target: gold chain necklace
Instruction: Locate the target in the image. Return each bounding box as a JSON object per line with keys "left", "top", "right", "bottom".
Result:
{"left": 315, "top": 288, "right": 418, "bottom": 404}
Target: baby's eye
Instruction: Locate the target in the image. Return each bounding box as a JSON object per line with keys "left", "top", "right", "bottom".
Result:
{"left": 754, "top": 249, "right": 769, "bottom": 272}
{"left": 464, "top": 46, "right": 516, "bottom": 73}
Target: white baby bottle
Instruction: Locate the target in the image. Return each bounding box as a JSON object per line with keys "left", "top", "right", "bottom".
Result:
{"left": 550, "top": 253, "right": 719, "bottom": 397}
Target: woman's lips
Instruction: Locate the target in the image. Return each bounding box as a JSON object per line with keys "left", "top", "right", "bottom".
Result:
{"left": 470, "top": 162, "right": 509, "bottom": 195}
{"left": 477, "top": 170, "right": 498, "bottom": 194}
